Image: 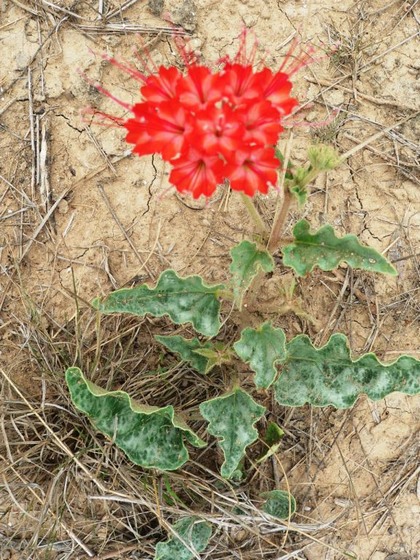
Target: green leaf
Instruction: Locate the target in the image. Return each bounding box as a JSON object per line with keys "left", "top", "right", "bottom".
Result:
{"left": 257, "top": 422, "right": 284, "bottom": 464}
{"left": 199, "top": 388, "right": 266, "bottom": 478}
{"left": 66, "top": 367, "right": 205, "bottom": 471}
{"left": 155, "top": 335, "right": 214, "bottom": 374}
{"left": 230, "top": 241, "right": 274, "bottom": 309}
{"left": 154, "top": 516, "right": 212, "bottom": 560}
{"left": 261, "top": 490, "right": 296, "bottom": 519}
{"left": 193, "top": 344, "right": 234, "bottom": 371}
{"left": 162, "top": 475, "right": 186, "bottom": 507}
{"left": 289, "top": 183, "right": 308, "bottom": 206}
{"left": 274, "top": 334, "right": 420, "bottom": 408}
{"left": 264, "top": 422, "right": 284, "bottom": 447}
{"left": 234, "top": 322, "right": 287, "bottom": 389}
{"left": 92, "top": 270, "right": 225, "bottom": 336}
{"left": 282, "top": 220, "right": 397, "bottom": 276}
{"left": 288, "top": 166, "right": 311, "bottom": 206}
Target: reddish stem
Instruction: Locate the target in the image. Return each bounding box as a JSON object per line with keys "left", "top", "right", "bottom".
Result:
{"left": 267, "top": 187, "right": 292, "bottom": 253}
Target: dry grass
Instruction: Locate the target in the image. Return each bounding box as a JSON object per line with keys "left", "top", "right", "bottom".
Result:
{"left": 0, "top": 303, "right": 352, "bottom": 559}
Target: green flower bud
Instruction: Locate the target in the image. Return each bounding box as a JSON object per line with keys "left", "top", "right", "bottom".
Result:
{"left": 308, "top": 144, "right": 341, "bottom": 170}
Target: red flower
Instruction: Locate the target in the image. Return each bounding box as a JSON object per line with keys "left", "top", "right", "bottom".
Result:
{"left": 220, "top": 64, "right": 263, "bottom": 108}
{"left": 126, "top": 101, "right": 192, "bottom": 160}
{"left": 124, "top": 104, "right": 153, "bottom": 156}
{"left": 194, "top": 104, "right": 244, "bottom": 158}
{"left": 225, "top": 147, "right": 279, "bottom": 196}
{"left": 169, "top": 149, "right": 225, "bottom": 198}
{"left": 235, "top": 101, "right": 282, "bottom": 146}
{"left": 176, "top": 66, "right": 223, "bottom": 109}
{"left": 141, "top": 66, "right": 182, "bottom": 103}
{"left": 93, "top": 29, "right": 305, "bottom": 198}
{"left": 252, "top": 68, "right": 298, "bottom": 115}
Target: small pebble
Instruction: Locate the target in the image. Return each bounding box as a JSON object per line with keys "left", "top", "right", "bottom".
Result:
{"left": 148, "top": 0, "right": 164, "bottom": 16}
{"left": 57, "top": 199, "right": 69, "bottom": 214}
{"left": 173, "top": 0, "right": 197, "bottom": 32}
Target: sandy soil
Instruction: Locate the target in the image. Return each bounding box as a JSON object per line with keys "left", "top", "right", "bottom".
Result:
{"left": 0, "top": 0, "right": 419, "bottom": 559}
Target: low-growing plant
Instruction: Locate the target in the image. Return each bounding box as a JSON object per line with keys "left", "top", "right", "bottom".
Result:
{"left": 67, "top": 31, "right": 420, "bottom": 558}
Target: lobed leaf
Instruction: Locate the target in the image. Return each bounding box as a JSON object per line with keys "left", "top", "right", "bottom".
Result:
{"left": 234, "top": 322, "right": 287, "bottom": 389}
{"left": 282, "top": 219, "right": 397, "bottom": 276}
{"left": 289, "top": 183, "right": 308, "bottom": 206}
{"left": 66, "top": 367, "right": 205, "bottom": 471}
{"left": 154, "top": 516, "right": 212, "bottom": 560}
{"left": 274, "top": 334, "right": 420, "bottom": 408}
{"left": 199, "top": 388, "right": 266, "bottom": 478}
{"left": 155, "top": 335, "right": 214, "bottom": 374}
{"left": 261, "top": 490, "right": 296, "bottom": 520}
{"left": 92, "top": 270, "right": 225, "bottom": 336}
{"left": 230, "top": 241, "right": 274, "bottom": 309}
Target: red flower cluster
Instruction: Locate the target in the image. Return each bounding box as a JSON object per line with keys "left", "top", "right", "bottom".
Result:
{"left": 95, "top": 32, "right": 302, "bottom": 198}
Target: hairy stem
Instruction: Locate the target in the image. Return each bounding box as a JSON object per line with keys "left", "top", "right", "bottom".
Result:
{"left": 240, "top": 193, "right": 268, "bottom": 239}
{"left": 267, "top": 166, "right": 321, "bottom": 253}
{"left": 267, "top": 186, "right": 293, "bottom": 253}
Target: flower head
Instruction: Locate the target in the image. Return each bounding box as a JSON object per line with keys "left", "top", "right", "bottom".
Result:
{"left": 92, "top": 30, "right": 308, "bottom": 198}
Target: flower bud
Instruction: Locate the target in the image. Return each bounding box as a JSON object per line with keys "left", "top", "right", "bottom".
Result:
{"left": 308, "top": 144, "right": 341, "bottom": 171}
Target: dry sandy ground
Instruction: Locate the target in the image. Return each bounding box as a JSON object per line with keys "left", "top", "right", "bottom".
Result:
{"left": 0, "top": 0, "right": 419, "bottom": 559}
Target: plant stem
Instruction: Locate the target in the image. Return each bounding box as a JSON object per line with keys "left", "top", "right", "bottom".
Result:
{"left": 267, "top": 186, "right": 293, "bottom": 253}
{"left": 240, "top": 193, "right": 268, "bottom": 239}
{"left": 266, "top": 167, "right": 321, "bottom": 253}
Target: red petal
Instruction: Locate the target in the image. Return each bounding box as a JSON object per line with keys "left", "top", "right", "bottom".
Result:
{"left": 125, "top": 109, "right": 154, "bottom": 155}
{"left": 177, "top": 66, "right": 223, "bottom": 109}
{"left": 262, "top": 70, "right": 298, "bottom": 115}
{"left": 141, "top": 66, "right": 182, "bottom": 103}
{"left": 169, "top": 150, "right": 225, "bottom": 198}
